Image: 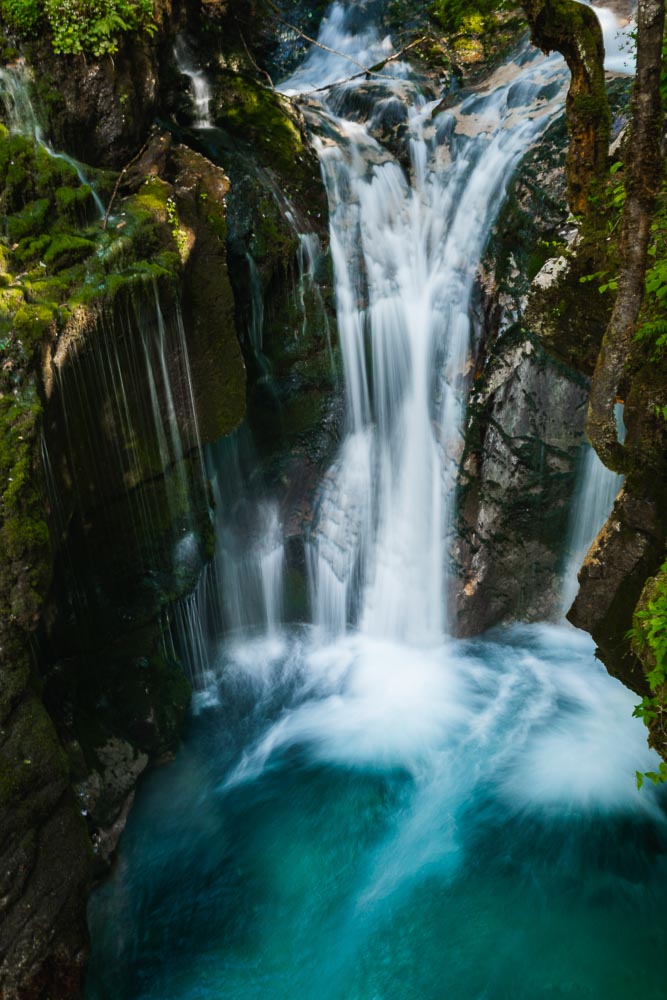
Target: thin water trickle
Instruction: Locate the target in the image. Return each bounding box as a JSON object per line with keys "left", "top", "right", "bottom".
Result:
{"left": 47, "top": 290, "right": 209, "bottom": 652}
{"left": 174, "top": 37, "right": 214, "bottom": 128}
{"left": 561, "top": 402, "right": 625, "bottom": 612}
{"left": 0, "top": 60, "right": 106, "bottom": 217}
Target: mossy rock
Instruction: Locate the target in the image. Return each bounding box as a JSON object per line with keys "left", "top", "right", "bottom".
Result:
{"left": 6, "top": 196, "right": 50, "bottom": 242}
{"left": 43, "top": 232, "right": 96, "bottom": 269}
{"left": 213, "top": 71, "right": 306, "bottom": 176}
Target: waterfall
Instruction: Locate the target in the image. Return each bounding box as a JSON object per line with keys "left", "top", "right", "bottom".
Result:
{"left": 46, "top": 287, "right": 210, "bottom": 658}
{"left": 561, "top": 403, "right": 625, "bottom": 611}
{"left": 585, "top": 2, "right": 636, "bottom": 75}
{"left": 207, "top": 432, "right": 285, "bottom": 637}
{"left": 0, "top": 60, "right": 105, "bottom": 218}
{"left": 280, "top": 4, "right": 570, "bottom": 643}
{"left": 86, "top": 9, "right": 667, "bottom": 996}
{"left": 173, "top": 1, "right": 631, "bottom": 670}
{"left": 245, "top": 252, "right": 266, "bottom": 359}
{"left": 0, "top": 60, "right": 40, "bottom": 135}
{"left": 175, "top": 208, "right": 338, "bottom": 684}
{"left": 174, "top": 38, "right": 213, "bottom": 128}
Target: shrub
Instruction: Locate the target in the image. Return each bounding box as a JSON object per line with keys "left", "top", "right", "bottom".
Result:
{"left": 430, "top": 0, "right": 502, "bottom": 33}
{"left": 1, "top": 0, "right": 157, "bottom": 56}
{"left": 0, "top": 0, "right": 43, "bottom": 37}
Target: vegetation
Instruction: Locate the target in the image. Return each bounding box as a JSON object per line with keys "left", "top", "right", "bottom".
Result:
{"left": 635, "top": 178, "right": 667, "bottom": 356}
{"left": 631, "top": 562, "right": 667, "bottom": 786}
{"left": 586, "top": 0, "right": 665, "bottom": 473}
{"left": 0, "top": 0, "right": 156, "bottom": 55}
{"left": 430, "top": 0, "right": 507, "bottom": 34}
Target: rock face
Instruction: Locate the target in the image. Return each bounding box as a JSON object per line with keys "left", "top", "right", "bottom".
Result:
{"left": 453, "top": 333, "right": 588, "bottom": 634}
{"left": 0, "top": 635, "right": 92, "bottom": 1000}
{"left": 566, "top": 356, "right": 667, "bottom": 707}
{"left": 0, "top": 127, "right": 96, "bottom": 1000}
{"left": 569, "top": 486, "right": 665, "bottom": 695}
{"left": 450, "top": 95, "right": 589, "bottom": 635}
{"left": 38, "top": 140, "right": 246, "bottom": 867}
{"left": 32, "top": 38, "right": 162, "bottom": 169}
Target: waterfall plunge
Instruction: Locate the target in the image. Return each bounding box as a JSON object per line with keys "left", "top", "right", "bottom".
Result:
{"left": 86, "top": 10, "right": 667, "bottom": 996}
{"left": 175, "top": 1, "right": 635, "bottom": 666}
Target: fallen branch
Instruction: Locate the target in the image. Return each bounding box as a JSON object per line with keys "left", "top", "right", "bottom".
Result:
{"left": 102, "top": 137, "right": 151, "bottom": 231}
{"left": 303, "top": 36, "right": 430, "bottom": 96}
{"left": 263, "top": 0, "right": 395, "bottom": 81}
{"left": 239, "top": 29, "right": 275, "bottom": 90}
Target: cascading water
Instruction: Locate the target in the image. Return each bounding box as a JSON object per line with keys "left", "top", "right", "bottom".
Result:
{"left": 296, "top": 34, "right": 570, "bottom": 640}
{"left": 46, "top": 287, "right": 210, "bottom": 653}
{"left": 86, "top": 7, "right": 667, "bottom": 999}
{"left": 174, "top": 37, "right": 214, "bottom": 128}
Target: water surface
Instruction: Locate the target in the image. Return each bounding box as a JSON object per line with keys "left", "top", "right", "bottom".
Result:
{"left": 87, "top": 625, "right": 667, "bottom": 1000}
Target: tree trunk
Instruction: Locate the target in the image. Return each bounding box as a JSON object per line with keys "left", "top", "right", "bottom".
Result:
{"left": 521, "top": 0, "right": 611, "bottom": 216}
{"left": 586, "top": 0, "right": 666, "bottom": 473}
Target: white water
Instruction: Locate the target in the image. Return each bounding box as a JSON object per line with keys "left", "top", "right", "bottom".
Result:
{"left": 222, "top": 624, "right": 660, "bottom": 820}
{"left": 280, "top": 6, "right": 571, "bottom": 642}
{"left": 85, "top": 10, "right": 667, "bottom": 996}
{"left": 174, "top": 38, "right": 213, "bottom": 128}
{"left": 588, "top": 2, "right": 636, "bottom": 75}
{"left": 207, "top": 0, "right": 657, "bottom": 795}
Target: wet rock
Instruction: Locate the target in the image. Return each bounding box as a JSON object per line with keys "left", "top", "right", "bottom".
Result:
{"left": 0, "top": 669, "right": 92, "bottom": 1000}
{"left": 30, "top": 35, "right": 163, "bottom": 170}
{"left": 74, "top": 737, "right": 148, "bottom": 866}
{"left": 453, "top": 332, "right": 588, "bottom": 634}
{"left": 569, "top": 486, "right": 665, "bottom": 696}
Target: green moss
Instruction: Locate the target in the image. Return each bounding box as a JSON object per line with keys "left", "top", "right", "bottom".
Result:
{"left": 0, "top": 383, "right": 51, "bottom": 628}
{"left": 43, "top": 232, "right": 95, "bottom": 269}
{"left": 252, "top": 194, "right": 298, "bottom": 268}
{"left": 19, "top": 273, "right": 67, "bottom": 302}
{"left": 215, "top": 73, "right": 305, "bottom": 175}
{"left": 7, "top": 198, "right": 50, "bottom": 242}
{"left": 129, "top": 176, "right": 171, "bottom": 217}
{"left": 12, "top": 301, "right": 58, "bottom": 340}
{"left": 55, "top": 182, "right": 94, "bottom": 220}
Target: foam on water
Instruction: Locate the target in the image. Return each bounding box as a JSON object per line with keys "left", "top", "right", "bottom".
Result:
{"left": 217, "top": 624, "right": 661, "bottom": 817}
{"left": 86, "top": 623, "right": 667, "bottom": 1000}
